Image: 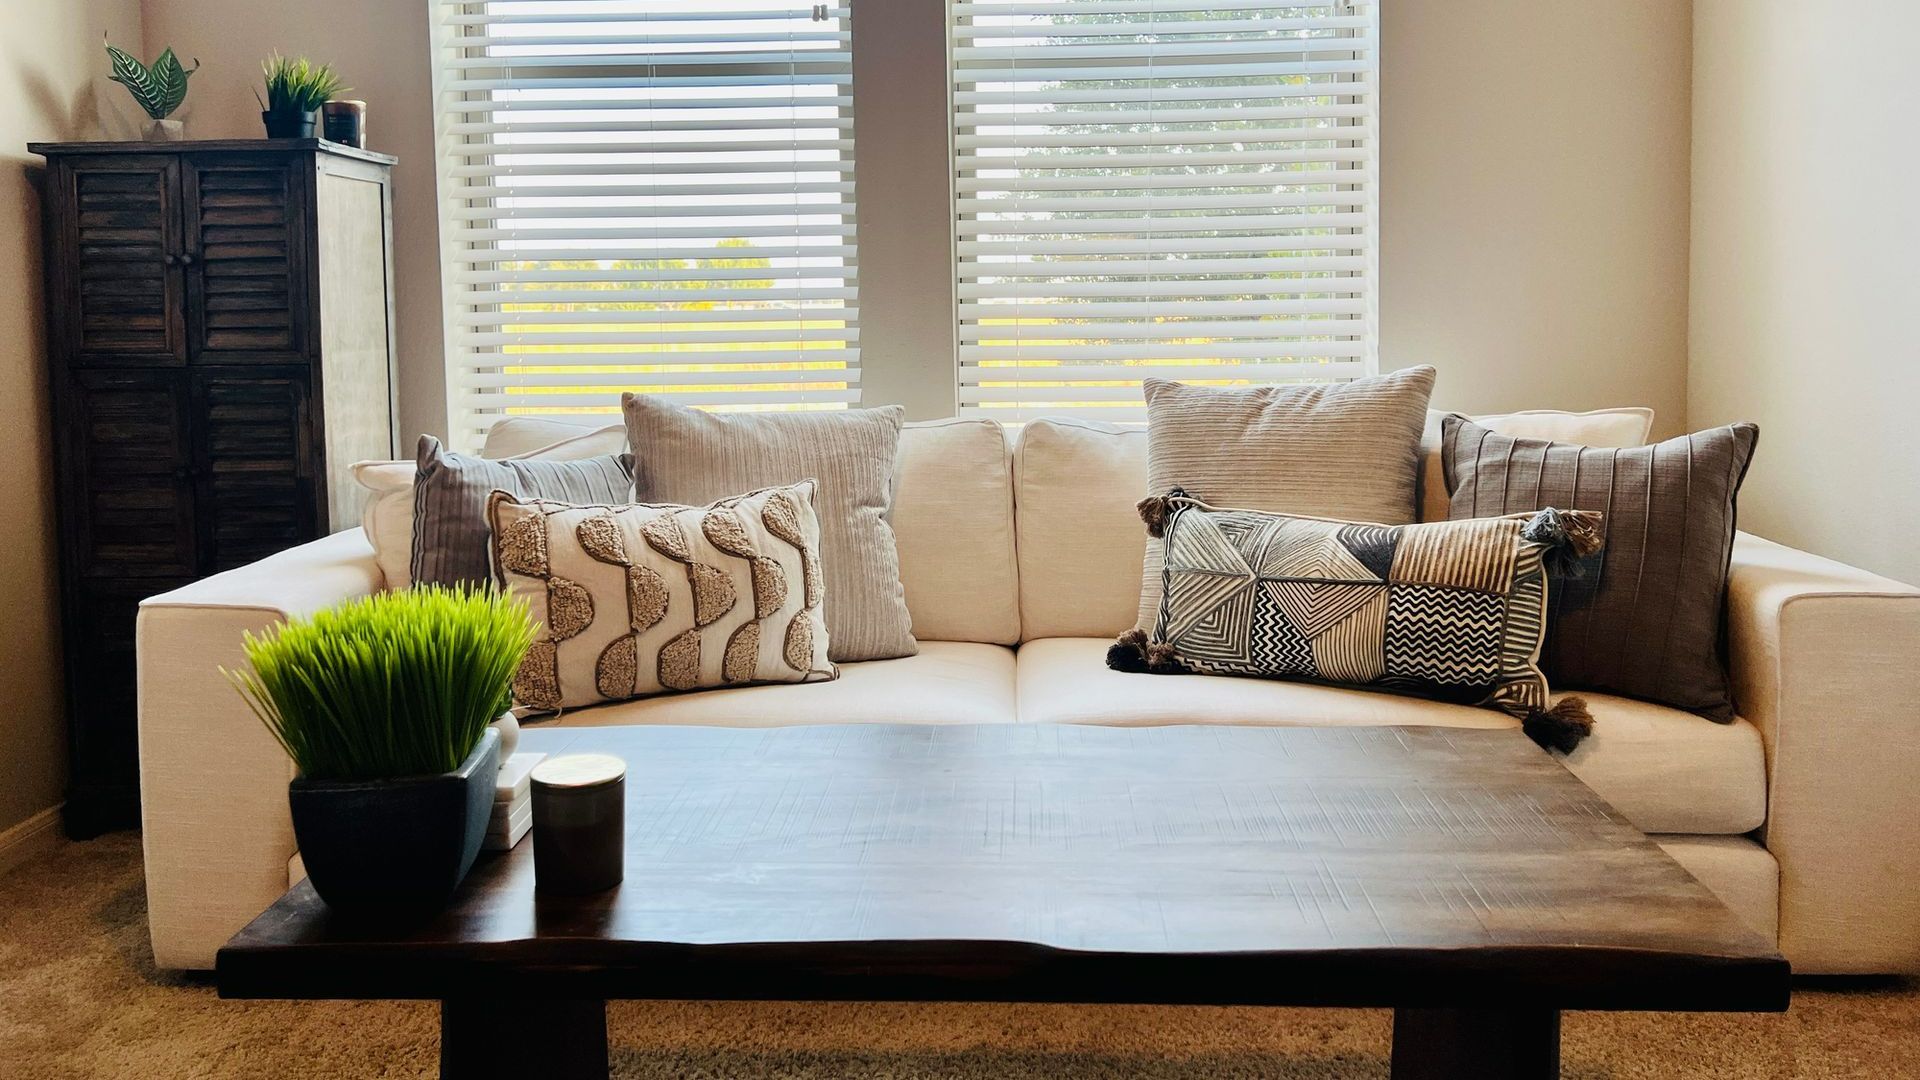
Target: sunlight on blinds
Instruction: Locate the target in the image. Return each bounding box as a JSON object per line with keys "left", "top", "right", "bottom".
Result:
{"left": 951, "top": 0, "right": 1378, "bottom": 422}
{"left": 431, "top": 1, "right": 859, "bottom": 448}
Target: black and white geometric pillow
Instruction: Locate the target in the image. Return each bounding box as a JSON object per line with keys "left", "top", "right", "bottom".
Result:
{"left": 1111, "top": 492, "right": 1603, "bottom": 752}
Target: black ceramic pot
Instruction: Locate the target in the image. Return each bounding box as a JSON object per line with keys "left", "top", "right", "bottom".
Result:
{"left": 288, "top": 727, "right": 498, "bottom": 912}
{"left": 262, "top": 110, "right": 317, "bottom": 139}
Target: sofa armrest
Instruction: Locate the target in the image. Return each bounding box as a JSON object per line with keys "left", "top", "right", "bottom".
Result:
{"left": 137, "top": 529, "right": 383, "bottom": 969}
{"left": 1727, "top": 531, "right": 1920, "bottom": 973}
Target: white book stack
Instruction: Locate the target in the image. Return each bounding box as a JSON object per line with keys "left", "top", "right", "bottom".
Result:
{"left": 486, "top": 752, "right": 545, "bottom": 852}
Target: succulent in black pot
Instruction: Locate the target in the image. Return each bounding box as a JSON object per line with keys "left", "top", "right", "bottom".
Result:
{"left": 227, "top": 586, "right": 534, "bottom": 912}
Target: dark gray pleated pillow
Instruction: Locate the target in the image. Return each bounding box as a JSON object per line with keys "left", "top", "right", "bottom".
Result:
{"left": 411, "top": 435, "right": 634, "bottom": 589}
{"left": 1440, "top": 415, "right": 1760, "bottom": 719}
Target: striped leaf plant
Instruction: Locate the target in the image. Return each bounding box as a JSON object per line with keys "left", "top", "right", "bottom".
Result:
{"left": 105, "top": 42, "right": 198, "bottom": 121}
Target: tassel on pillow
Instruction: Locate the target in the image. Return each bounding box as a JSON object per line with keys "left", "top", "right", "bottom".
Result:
{"left": 1523, "top": 696, "right": 1594, "bottom": 753}
{"left": 1522, "top": 507, "right": 1606, "bottom": 579}
{"left": 1106, "top": 628, "right": 1183, "bottom": 674}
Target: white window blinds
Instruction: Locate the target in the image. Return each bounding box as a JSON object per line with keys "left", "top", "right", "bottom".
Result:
{"left": 431, "top": 1, "right": 859, "bottom": 447}
{"left": 951, "top": 0, "right": 1377, "bottom": 422}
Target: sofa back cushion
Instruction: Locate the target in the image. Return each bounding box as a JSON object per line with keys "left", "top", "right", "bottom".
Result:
{"left": 892, "top": 418, "right": 1020, "bottom": 645}
{"left": 1014, "top": 417, "right": 1148, "bottom": 640}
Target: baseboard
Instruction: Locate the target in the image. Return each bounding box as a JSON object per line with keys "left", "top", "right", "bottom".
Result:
{"left": 0, "top": 804, "right": 66, "bottom": 879}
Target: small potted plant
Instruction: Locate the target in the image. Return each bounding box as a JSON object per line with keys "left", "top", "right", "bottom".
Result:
{"left": 228, "top": 586, "right": 534, "bottom": 912}
{"left": 105, "top": 42, "right": 198, "bottom": 141}
{"left": 257, "top": 53, "right": 347, "bottom": 139}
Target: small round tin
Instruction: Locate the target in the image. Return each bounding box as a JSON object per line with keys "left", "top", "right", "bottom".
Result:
{"left": 530, "top": 753, "right": 626, "bottom": 895}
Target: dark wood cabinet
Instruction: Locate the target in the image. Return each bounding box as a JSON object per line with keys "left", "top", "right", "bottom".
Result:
{"left": 32, "top": 140, "right": 398, "bottom": 836}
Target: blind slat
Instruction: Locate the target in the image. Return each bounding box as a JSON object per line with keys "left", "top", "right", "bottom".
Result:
{"left": 953, "top": 0, "right": 1377, "bottom": 421}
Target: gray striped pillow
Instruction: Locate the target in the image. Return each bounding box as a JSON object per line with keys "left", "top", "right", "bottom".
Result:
{"left": 1136, "top": 367, "right": 1436, "bottom": 630}
{"left": 411, "top": 435, "right": 634, "bottom": 590}
{"left": 1441, "top": 416, "right": 1760, "bottom": 719}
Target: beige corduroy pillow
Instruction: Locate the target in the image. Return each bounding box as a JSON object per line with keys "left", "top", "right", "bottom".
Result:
{"left": 622, "top": 394, "right": 916, "bottom": 662}
{"left": 1136, "top": 366, "right": 1437, "bottom": 631}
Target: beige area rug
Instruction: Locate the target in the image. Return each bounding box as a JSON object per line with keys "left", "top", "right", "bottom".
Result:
{"left": 2, "top": 833, "right": 1915, "bottom": 1079}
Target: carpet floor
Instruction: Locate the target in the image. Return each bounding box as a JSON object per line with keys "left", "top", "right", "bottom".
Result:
{"left": 1, "top": 833, "right": 1915, "bottom": 1079}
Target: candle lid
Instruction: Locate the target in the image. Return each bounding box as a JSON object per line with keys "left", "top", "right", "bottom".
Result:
{"left": 531, "top": 753, "right": 625, "bottom": 790}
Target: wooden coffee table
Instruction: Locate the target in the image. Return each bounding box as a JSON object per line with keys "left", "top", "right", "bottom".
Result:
{"left": 218, "top": 723, "right": 1788, "bottom": 1079}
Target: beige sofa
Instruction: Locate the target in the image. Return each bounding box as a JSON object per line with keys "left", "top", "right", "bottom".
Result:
{"left": 136, "top": 415, "right": 1920, "bottom": 972}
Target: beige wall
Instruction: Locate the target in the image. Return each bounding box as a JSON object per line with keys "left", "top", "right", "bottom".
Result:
{"left": 1382, "top": 1, "right": 1693, "bottom": 436}
{"left": 140, "top": 0, "right": 446, "bottom": 442}
{"left": 1690, "top": 1, "right": 1920, "bottom": 585}
{"left": 0, "top": 0, "right": 145, "bottom": 835}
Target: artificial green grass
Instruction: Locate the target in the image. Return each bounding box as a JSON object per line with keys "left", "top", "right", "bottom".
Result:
{"left": 228, "top": 586, "right": 535, "bottom": 782}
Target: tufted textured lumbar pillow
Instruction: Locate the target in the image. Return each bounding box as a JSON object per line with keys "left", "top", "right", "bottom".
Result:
{"left": 488, "top": 481, "right": 835, "bottom": 712}
{"left": 1113, "top": 491, "right": 1603, "bottom": 752}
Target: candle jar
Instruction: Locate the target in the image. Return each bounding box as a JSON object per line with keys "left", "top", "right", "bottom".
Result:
{"left": 530, "top": 753, "right": 625, "bottom": 895}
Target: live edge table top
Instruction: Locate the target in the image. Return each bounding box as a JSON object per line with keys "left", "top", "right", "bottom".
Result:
{"left": 218, "top": 723, "right": 1788, "bottom": 1014}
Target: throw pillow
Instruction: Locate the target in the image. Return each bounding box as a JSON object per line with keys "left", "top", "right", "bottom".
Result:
{"left": 1113, "top": 491, "right": 1603, "bottom": 751}
{"left": 411, "top": 435, "right": 634, "bottom": 589}
{"left": 479, "top": 416, "right": 626, "bottom": 460}
{"left": 488, "top": 481, "right": 835, "bottom": 712}
{"left": 1441, "top": 415, "right": 1761, "bottom": 719}
{"left": 622, "top": 393, "right": 915, "bottom": 662}
{"left": 1136, "top": 366, "right": 1436, "bottom": 631}
{"left": 352, "top": 421, "right": 631, "bottom": 590}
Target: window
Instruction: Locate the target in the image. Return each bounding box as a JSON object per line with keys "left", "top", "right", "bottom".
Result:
{"left": 431, "top": 1, "right": 860, "bottom": 447}
{"left": 951, "top": 0, "right": 1378, "bottom": 422}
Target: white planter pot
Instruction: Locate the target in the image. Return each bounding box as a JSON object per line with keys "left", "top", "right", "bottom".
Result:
{"left": 147, "top": 118, "right": 185, "bottom": 142}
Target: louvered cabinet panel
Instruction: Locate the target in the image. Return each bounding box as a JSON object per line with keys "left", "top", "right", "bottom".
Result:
{"left": 184, "top": 157, "right": 307, "bottom": 362}
{"left": 52, "top": 156, "right": 185, "bottom": 364}
{"left": 62, "top": 369, "right": 197, "bottom": 577}
{"left": 192, "top": 371, "right": 316, "bottom": 573}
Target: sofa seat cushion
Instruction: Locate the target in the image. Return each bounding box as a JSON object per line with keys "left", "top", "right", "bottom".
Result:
{"left": 1015, "top": 638, "right": 1767, "bottom": 835}
{"left": 530, "top": 641, "right": 1016, "bottom": 728}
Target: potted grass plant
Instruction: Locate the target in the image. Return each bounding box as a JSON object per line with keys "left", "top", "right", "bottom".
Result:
{"left": 228, "top": 586, "right": 534, "bottom": 912}
{"left": 256, "top": 53, "right": 347, "bottom": 139}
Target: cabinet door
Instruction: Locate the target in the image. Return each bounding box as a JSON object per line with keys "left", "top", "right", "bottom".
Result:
{"left": 61, "top": 369, "right": 197, "bottom": 578}
{"left": 192, "top": 370, "right": 319, "bottom": 572}
{"left": 51, "top": 156, "right": 186, "bottom": 365}
{"left": 183, "top": 156, "right": 309, "bottom": 363}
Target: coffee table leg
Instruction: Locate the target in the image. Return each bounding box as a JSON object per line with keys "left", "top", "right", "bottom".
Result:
{"left": 441, "top": 997, "right": 609, "bottom": 1080}
{"left": 1390, "top": 1007, "right": 1559, "bottom": 1080}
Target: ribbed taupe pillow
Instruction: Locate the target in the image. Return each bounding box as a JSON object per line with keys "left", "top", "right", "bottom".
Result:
{"left": 1136, "top": 367, "right": 1436, "bottom": 630}
{"left": 621, "top": 395, "right": 915, "bottom": 662}
{"left": 410, "top": 435, "right": 633, "bottom": 589}
{"left": 1441, "top": 415, "right": 1760, "bottom": 719}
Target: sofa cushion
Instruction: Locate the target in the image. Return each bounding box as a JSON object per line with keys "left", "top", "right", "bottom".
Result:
{"left": 529, "top": 641, "right": 1016, "bottom": 728}
{"left": 1013, "top": 417, "right": 1148, "bottom": 640}
{"left": 1016, "top": 637, "right": 1767, "bottom": 835}
{"left": 893, "top": 419, "right": 1019, "bottom": 645}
